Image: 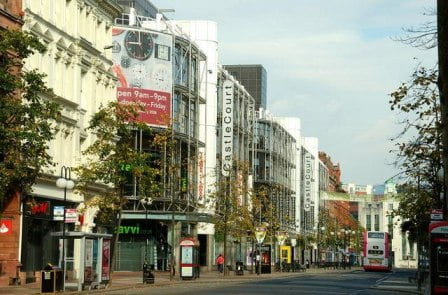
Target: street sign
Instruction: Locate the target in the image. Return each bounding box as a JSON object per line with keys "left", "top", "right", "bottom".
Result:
{"left": 431, "top": 209, "right": 444, "bottom": 221}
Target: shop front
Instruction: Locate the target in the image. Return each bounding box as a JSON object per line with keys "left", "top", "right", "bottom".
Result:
{"left": 21, "top": 196, "right": 77, "bottom": 284}
{"left": 116, "top": 220, "right": 169, "bottom": 271}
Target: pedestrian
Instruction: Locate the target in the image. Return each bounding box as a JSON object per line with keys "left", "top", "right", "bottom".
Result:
{"left": 216, "top": 254, "right": 224, "bottom": 273}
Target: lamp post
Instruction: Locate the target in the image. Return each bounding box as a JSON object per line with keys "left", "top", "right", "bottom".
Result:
{"left": 140, "top": 197, "right": 153, "bottom": 263}
{"left": 340, "top": 228, "right": 351, "bottom": 269}
{"left": 56, "top": 166, "right": 74, "bottom": 292}
{"left": 438, "top": 167, "right": 446, "bottom": 220}
{"left": 291, "top": 238, "right": 297, "bottom": 263}
{"left": 276, "top": 231, "right": 288, "bottom": 272}
{"left": 254, "top": 226, "right": 267, "bottom": 275}
{"left": 317, "top": 226, "right": 325, "bottom": 264}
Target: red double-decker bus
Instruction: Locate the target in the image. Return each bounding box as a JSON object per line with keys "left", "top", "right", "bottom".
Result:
{"left": 363, "top": 231, "right": 392, "bottom": 272}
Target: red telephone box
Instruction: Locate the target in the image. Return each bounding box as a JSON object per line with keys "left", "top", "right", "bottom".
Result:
{"left": 179, "top": 238, "right": 200, "bottom": 280}
{"left": 429, "top": 221, "right": 448, "bottom": 294}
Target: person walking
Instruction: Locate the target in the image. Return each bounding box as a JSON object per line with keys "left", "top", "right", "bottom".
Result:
{"left": 216, "top": 254, "right": 224, "bottom": 273}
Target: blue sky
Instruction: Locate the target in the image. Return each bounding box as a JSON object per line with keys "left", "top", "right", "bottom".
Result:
{"left": 151, "top": 0, "right": 437, "bottom": 185}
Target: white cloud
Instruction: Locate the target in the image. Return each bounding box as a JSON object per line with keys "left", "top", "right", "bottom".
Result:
{"left": 151, "top": 0, "right": 436, "bottom": 185}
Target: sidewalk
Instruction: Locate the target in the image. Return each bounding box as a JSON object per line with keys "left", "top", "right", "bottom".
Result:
{"left": 0, "top": 267, "right": 357, "bottom": 294}
{"left": 0, "top": 267, "right": 419, "bottom": 295}
{"left": 370, "top": 268, "right": 426, "bottom": 294}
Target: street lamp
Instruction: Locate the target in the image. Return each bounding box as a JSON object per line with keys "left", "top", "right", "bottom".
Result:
{"left": 317, "top": 226, "right": 325, "bottom": 264}
{"left": 438, "top": 167, "right": 446, "bottom": 219}
{"left": 56, "top": 166, "right": 74, "bottom": 292}
{"left": 140, "top": 197, "right": 153, "bottom": 263}
{"left": 340, "top": 228, "right": 351, "bottom": 269}
{"left": 276, "top": 231, "right": 288, "bottom": 272}
{"left": 254, "top": 226, "right": 267, "bottom": 275}
{"left": 290, "top": 238, "right": 297, "bottom": 263}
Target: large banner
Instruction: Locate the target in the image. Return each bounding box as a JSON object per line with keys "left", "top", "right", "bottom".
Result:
{"left": 112, "top": 27, "right": 172, "bottom": 127}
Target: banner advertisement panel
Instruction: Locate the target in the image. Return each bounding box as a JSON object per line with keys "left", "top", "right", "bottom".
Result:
{"left": 197, "top": 151, "right": 205, "bottom": 204}
{"left": 112, "top": 27, "right": 173, "bottom": 127}
{"left": 101, "top": 240, "right": 111, "bottom": 281}
{"left": 84, "top": 239, "right": 93, "bottom": 282}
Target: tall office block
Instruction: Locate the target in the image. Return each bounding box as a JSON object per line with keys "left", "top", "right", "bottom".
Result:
{"left": 223, "top": 64, "right": 267, "bottom": 111}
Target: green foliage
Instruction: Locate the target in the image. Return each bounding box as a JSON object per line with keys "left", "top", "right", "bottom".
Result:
{"left": 74, "top": 102, "right": 161, "bottom": 225}
{"left": 0, "top": 30, "right": 60, "bottom": 210}
{"left": 212, "top": 161, "right": 253, "bottom": 240}
{"left": 389, "top": 65, "right": 442, "bottom": 245}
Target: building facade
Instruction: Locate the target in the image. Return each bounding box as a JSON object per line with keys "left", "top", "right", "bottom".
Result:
{"left": 319, "top": 151, "right": 341, "bottom": 192}
{"left": 19, "top": 0, "right": 121, "bottom": 285}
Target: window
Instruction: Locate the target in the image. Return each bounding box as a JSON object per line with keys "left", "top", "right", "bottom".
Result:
{"left": 387, "top": 215, "right": 393, "bottom": 239}
{"left": 368, "top": 250, "right": 384, "bottom": 255}
{"left": 366, "top": 215, "right": 371, "bottom": 231}
{"left": 410, "top": 243, "right": 415, "bottom": 259}
{"left": 374, "top": 214, "right": 380, "bottom": 231}
{"left": 402, "top": 234, "right": 408, "bottom": 260}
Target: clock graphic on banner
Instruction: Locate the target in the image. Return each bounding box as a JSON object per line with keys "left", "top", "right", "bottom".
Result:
{"left": 124, "top": 30, "right": 154, "bottom": 61}
{"left": 131, "top": 63, "right": 148, "bottom": 88}
{"left": 152, "top": 64, "right": 171, "bottom": 92}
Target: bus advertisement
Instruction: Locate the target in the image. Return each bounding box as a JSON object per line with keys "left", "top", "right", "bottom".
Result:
{"left": 363, "top": 231, "right": 392, "bottom": 272}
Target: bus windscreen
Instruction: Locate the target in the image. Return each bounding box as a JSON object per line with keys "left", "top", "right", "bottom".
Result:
{"left": 368, "top": 232, "right": 385, "bottom": 239}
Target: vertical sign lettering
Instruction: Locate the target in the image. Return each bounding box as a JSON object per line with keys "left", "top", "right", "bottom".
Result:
{"left": 221, "top": 80, "right": 234, "bottom": 176}
{"left": 304, "top": 152, "right": 313, "bottom": 212}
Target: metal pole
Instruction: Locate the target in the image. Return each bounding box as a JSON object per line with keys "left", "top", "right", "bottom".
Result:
{"left": 145, "top": 207, "right": 148, "bottom": 261}
{"left": 62, "top": 184, "right": 66, "bottom": 291}
{"left": 58, "top": 165, "right": 72, "bottom": 292}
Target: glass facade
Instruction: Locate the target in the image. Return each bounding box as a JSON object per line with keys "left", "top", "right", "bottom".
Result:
{"left": 253, "top": 114, "right": 296, "bottom": 231}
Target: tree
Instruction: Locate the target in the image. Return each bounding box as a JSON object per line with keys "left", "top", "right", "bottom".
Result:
{"left": 74, "top": 101, "right": 161, "bottom": 284}
{"left": 212, "top": 160, "right": 253, "bottom": 275}
{"left": 0, "top": 30, "right": 60, "bottom": 213}
{"left": 389, "top": 66, "right": 442, "bottom": 248}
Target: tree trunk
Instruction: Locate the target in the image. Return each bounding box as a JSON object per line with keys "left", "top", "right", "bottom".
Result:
{"left": 438, "top": 0, "right": 448, "bottom": 219}
{"left": 107, "top": 191, "right": 124, "bottom": 287}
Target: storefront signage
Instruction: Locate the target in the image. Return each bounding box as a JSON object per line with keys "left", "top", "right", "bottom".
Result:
{"left": 116, "top": 225, "right": 140, "bottom": 235}
{"left": 221, "top": 80, "right": 234, "bottom": 176}
{"left": 431, "top": 209, "right": 444, "bottom": 221}
{"left": 53, "top": 206, "right": 64, "bottom": 221}
{"left": 29, "top": 201, "right": 50, "bottom": 216}
{"left": 304, "top": 152, "right": 313, "bottom": 212}
{"left": 65, "top": 208, "right": 77, "bottom": 223}
{"left": 0, "top": 219, "right": 12, "bottom": 235}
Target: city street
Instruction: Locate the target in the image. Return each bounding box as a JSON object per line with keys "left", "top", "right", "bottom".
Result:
{"left": 103, "top": 269, "right": 422, "bottom": 295}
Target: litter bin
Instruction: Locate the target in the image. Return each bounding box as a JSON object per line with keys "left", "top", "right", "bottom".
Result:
{"left": 236, "top": 261, "right": 244, "bottom": 276}
{"left": 143, "top": 263, "right": 155, "bottom": 284}
{"left": 41, "top": 263, "right": 63, "bottom": 293}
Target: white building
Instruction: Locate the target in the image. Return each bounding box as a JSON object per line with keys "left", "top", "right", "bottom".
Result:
{"left": 356, "top": 182, "right": 417, "bottom": 269}
{"left": 21, "top": 0, "right": 121, "bottom": 285}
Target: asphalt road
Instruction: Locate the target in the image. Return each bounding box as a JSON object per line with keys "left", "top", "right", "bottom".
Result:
{"left": 106, "top": 269, "right": 418, "bottom": 295}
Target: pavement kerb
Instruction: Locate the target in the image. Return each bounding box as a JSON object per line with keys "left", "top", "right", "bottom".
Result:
{"left": 369, "top": 285, "right": 423, "bottom": 295}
